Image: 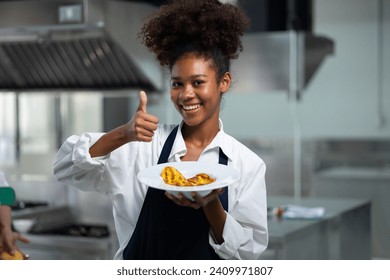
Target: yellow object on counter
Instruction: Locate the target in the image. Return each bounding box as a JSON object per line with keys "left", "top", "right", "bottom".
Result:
{"left": 0, "top": 249, "right": 27, "bottom": 260}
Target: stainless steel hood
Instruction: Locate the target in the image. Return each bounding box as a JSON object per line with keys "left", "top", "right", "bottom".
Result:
{"left": 0, "top": 0, "right": 334, "bottom": 97}
{"left": 232, "top": 0, "right": 334, "bottom": 99}
{"left": 0, "top": 0, "right": 160, "bottom": 92}
{"left": 232, "top": 31, "right": 334, "bottom": 98}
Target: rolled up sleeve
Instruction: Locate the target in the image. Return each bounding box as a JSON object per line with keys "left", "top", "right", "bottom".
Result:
{"left": 53, "top": 132, "right": 108, "bottom": 192}
{"left": 209, "top": 159, "right": 268, "bottom": 260}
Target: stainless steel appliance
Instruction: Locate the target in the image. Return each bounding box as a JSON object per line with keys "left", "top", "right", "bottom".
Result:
{"left": 0, "top": 0, "right": 160, "bottom": 92}
{"left": 12, "top": 204, "right": 117, "bottom": 260}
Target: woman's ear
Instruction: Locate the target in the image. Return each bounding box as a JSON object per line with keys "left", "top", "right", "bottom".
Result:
{"left": 220, "top": 72, "right": 232, "bottom": 94}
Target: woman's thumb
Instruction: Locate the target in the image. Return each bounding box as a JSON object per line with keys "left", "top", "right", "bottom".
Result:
{"left": 137, "top": 91, "right": 147, "bottom": 113}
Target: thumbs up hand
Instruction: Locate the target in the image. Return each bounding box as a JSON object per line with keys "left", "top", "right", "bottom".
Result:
{"left": 88, "top": 91, "right": 159, "bottom": 157}
{"left": 137, "top": 90, "right": 148, "bottom": 113}
{"left": 127, "top": 91, "right": 159, "bottom": 142}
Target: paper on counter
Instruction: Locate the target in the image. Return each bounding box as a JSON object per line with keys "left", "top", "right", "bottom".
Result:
{"left": 281, "top": 204, "right": 325, "bottom": 220}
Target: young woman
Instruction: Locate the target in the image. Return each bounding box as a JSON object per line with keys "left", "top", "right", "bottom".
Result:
{"left": 53, "top": 0, "right": 268, "bottom": 260}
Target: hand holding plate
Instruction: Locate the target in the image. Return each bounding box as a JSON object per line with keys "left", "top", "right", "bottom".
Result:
{"left": 164, "top": 188, "right": 223, "bottom": 209}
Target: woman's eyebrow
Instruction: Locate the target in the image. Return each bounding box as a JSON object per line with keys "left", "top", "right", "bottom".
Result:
{"left": 171, "top": 74, "right": 208, "bottom": 80}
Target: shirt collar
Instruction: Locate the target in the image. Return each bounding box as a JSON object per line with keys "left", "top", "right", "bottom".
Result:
{"left": 168, "top": 119, "right": 234, "bottom": 162}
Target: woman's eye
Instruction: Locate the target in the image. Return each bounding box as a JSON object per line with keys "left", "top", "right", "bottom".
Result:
{"left": 194, "top": 80, "right": 204, "bottom": 86}
{"left": 171, "top": 81, "right": 182, "bottom": 88}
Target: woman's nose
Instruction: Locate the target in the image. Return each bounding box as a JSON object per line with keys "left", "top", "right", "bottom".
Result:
{"left": 180, "top": 85, "right": 195, "bottom": 100}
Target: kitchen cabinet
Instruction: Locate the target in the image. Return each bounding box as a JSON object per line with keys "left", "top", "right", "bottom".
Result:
{"left": 261, "top": 196, "right": 371, "bottom": 260}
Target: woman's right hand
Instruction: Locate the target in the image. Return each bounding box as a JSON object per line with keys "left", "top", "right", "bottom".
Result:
{"left": 126, "top": 91, "right": 159, "bottom": 142}
{"left": 89, "top": 91, "right": 159, "bottom": 157}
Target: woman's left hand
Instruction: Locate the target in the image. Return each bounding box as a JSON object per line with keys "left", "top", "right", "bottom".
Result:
{"left": 165, "top": 188, "right": 224, "bottom": 209}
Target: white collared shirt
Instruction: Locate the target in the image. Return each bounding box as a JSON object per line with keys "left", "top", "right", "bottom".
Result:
{"left": 53, "top": 120, "right": 268, "bottom": 259}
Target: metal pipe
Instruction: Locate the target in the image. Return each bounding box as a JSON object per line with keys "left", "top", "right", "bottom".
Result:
{"left": 377, "top": 0, "right": 386, "bottom": 128}
{"left": 83, "top": 0, "right": 88, "bottom": 23}
{"left": 289, "top": 30, "right": 302, "bottom": 202}
{"left": 54, "top": 95, "right": 63, "bottom": 149}
{"left": 15, "top": 91, "right": 20, "bottom": 162}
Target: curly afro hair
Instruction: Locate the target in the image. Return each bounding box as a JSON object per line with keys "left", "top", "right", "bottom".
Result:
{"left": 139, "top": 0, "right": 250, "bottom": 78}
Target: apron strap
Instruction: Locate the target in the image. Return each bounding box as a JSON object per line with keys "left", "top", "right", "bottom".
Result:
{"left": 158, "top": 125, "right": 179, "bottom": 164}
{"left": 218, "top": 148, "right": 229, "bottom": 211}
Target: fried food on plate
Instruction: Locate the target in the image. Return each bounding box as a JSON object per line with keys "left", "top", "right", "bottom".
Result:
{"left": 161, "top": 166, "right": 215, "bottom": 186}
{"left": 187, "top": 173, "right": 216, "bottom": 185}
{"left": 161, "top": 166, "right": 190, "bottom": 186}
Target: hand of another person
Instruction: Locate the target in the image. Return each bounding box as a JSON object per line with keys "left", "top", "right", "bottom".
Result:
{"left": 126, "top": 91, "right": 159, "bottom": 142}
{"left": 0, "top": 225, "right": 29, "bottom": 260}
{"left": 164, "top": 188, "right": 224, "bottom": 210}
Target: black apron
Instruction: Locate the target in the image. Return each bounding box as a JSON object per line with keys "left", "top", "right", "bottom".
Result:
{"left": 123, "top": 125, "right": 228, "bottom": 260}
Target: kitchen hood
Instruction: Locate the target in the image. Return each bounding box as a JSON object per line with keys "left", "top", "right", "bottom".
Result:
{"left": 0, "top": 0, "right": 161, "bottom": 92}
{"left": 231, "top": 31, "right": 334, "bottom": 99}
{"left": 232, "top": 0, "right": 334, "bottom": 99}
{"left": 0, "top": 0, "right": 334, "bottom": 97}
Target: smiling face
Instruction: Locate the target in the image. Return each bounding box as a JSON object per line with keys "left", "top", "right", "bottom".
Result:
{"left": 170, "top": 53, "right": 231, "bottom": 129}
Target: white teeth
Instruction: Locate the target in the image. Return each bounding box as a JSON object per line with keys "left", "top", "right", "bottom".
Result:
{"left": 182, "top": 104, "right": 201, "bottom": 111}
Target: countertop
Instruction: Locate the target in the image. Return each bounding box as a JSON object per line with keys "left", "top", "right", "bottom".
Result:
{"left": 267, "top": 196, "right": 371, "bottom": 237}
{"left": 263, "top": 196, "right": 371, "bottom": 259}
{"left": 315, "top": 166, "right": 390, "bottom": 180}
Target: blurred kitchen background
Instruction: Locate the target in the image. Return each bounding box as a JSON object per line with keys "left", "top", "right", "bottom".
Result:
{"left": 0, "top": 0, "right": 389, "bottom": 260}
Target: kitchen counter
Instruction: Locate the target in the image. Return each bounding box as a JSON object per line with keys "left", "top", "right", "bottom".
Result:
{"left": 17, "top": 233, "right": 115, "bottom": 260}
{"left": 12, "top": 205, "right": 118, "bottom": 259}
{"left": 261, "top": 196, "right": 371, "bottom": 260}
{"left": 316, "top": 166, "right": 390, "bottom": 180}
{"left": 11, "top": 199, "right": 370, "bottom": 260}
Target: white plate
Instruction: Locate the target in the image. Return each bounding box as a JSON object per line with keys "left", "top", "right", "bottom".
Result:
{"left": 137, "top": 161, "right": 240, "bottom": 199}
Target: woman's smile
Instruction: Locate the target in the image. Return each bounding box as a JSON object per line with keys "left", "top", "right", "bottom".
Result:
{"left": 181, "top": 103, "right": 202, "bottom": 111}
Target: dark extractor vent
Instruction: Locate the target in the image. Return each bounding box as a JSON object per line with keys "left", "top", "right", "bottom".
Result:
{"left": 0, "top": 37, "right": 156, "bottom": 91}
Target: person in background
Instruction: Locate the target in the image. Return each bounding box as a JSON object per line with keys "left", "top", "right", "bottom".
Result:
{"left": 0, "top": 205, "right": 29, "bottom": 260}
{"left": 53, "top": 0, "right": 268, "bottom": 260}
